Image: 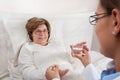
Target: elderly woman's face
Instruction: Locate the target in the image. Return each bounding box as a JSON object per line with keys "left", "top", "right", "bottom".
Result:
{"left": 95, "top": 3, "right": 115, "bottom": 58}
{"left": 32, "top": 24, "right": 49, "bottom": 46}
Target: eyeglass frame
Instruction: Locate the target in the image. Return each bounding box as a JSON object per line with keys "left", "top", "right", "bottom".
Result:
{"left": 89, "top": 13, "right": 111, "bottom": 25}
{"left": 33, "top": 29, "right": 49, "bottom": 35}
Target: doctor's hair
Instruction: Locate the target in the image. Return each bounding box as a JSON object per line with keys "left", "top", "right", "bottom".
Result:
{"left": 100, "top": 0, "right": 120, "bottom": 14}
{"left": 25, "top": 17, "right": 51, "bottom": 41}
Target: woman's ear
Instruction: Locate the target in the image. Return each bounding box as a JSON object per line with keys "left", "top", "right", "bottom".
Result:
{"left": 112, "top": 9, "right": 120, "bottom": 35}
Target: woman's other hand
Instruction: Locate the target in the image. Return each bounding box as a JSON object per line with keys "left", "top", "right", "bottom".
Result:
{"left": 59, "top": 69, "right": 69, "bottom": 77}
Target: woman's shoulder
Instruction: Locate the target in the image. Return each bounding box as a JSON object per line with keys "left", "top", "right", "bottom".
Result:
{"left": 20, "top": 41, "right": 34, "bottom": 51}
{"left": 21, "top": 41, "right": 49, "bottom": 51}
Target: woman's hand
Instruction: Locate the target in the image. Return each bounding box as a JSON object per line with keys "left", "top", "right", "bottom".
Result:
{"left": 59, "top": 69, "right": 69, "bottom": 77}
{"left": 45, "top": 65, "right": 60, "bottom": 80}
{"left": 45, "top": 65, "right": 69, "bottom": 80}
{"left": 70, "top": 42, "right": 91, "bottom": 67}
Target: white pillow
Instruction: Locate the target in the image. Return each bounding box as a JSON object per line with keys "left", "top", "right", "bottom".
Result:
{"left": 0, "top": 19, "right": 12, "bottom": 79}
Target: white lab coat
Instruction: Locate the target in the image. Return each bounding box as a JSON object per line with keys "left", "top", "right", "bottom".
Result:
{"left": 82, "top": 61, "right": 120, "bottom": 80}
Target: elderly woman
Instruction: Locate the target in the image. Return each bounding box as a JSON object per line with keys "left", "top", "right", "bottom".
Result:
{"left": 18, "top": 17, "right": 83, "bottom": 80}
{"left": 45, "top": 0, "right": 120, "bottom": 80}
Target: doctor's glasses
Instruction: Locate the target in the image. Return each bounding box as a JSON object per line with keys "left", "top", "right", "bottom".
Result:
{"left": 89, "top": 13, "right": 111, "bottom": 25}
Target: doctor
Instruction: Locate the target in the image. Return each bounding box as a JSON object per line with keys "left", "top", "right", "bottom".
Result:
{"left": 45, "top": 0, "right": 120, "bottom": 80}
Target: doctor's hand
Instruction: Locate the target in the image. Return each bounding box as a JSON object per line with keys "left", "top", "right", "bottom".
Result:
{"left": 45, "top": 65, "right": 69, "bottom": 80}
{"left": 70, "top": 42, "right": 91, "bottom": 67}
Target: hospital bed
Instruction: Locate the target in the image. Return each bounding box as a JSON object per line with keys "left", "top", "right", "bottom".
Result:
{"left": 0, "top": 12, "right": 112, "bottom": 80}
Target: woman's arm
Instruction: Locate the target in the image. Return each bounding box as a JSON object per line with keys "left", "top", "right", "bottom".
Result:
{"left": 18, "top": 45, "right": 45, "bottom": 80}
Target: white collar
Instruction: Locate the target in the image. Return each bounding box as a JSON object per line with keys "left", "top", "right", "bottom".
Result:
{"left": 107, "top": 60, "right": 115, "bottom": 70}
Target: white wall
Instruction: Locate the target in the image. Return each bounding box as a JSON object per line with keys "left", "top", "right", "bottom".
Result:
{"left": 0, "top": 0, "right": 100, "bottom": 51}
{"left": 0, "top": 0, "right": 98, "bottom": 15}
